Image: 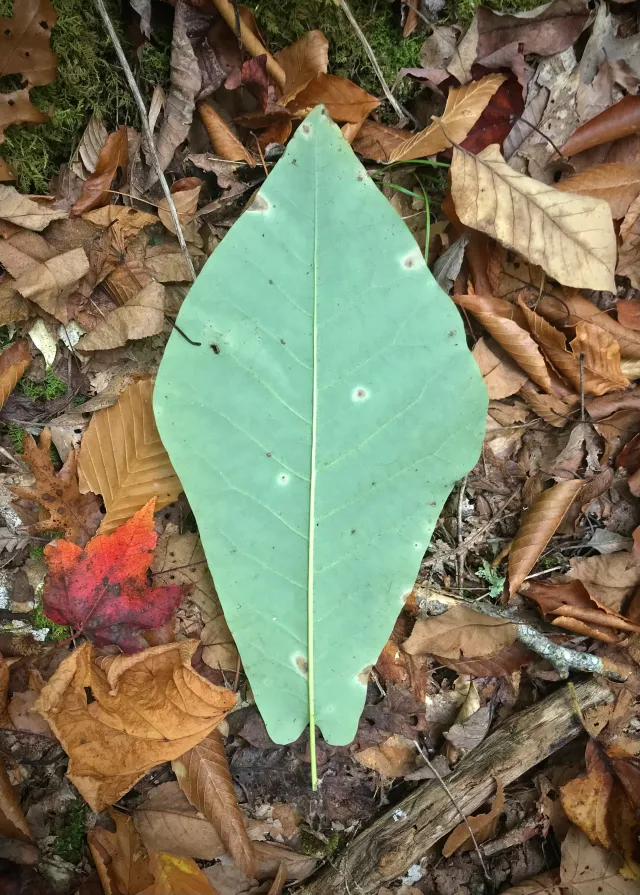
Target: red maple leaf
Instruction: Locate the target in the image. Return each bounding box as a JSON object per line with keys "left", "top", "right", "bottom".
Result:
{"left": 43, "top": 500, "right": 189, "bottom": 652}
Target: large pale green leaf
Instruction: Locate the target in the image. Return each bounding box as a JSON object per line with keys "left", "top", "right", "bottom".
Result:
{"left": 154, "top": 105, "right": 487, "bottom": 758}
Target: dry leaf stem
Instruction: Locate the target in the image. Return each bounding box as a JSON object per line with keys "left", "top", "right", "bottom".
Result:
{"left": 211, "top": 0, "right": 286, "bottom": 90}
{"left": 92, "top": 0, "right": 197, "bottom": 284}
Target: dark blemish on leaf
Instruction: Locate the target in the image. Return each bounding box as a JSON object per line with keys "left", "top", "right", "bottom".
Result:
{"left": 357, "top": 173, "right": 364, "bottom": 181}
{"left": 404, "top": 257, "right": 415, "bottom": 268}
{"left": 292, "top": 159, "right": 297, "bottom": 165}
{"left": 266, "top": 452, "right": 272, "bottom": 457}
{"left": 249, "top": 193, "right": 269, "bottom": 212}
{"left": 351, "top": 529, "right": 356, "bottom": 534}
{"left": 210, "top": 343, "right": 221, "bottom": 354}
{"left": 269, "top": 279, "right": 273, "bottom": 284}
{"left": 448, "top": 330, "right": 455, "bottom": 337}
{"left": 296, "top": 656, "right": 308, "bottom": 677}
{"left": 302, "top": 123, "right": 311, "bottom": 134}
{"left": 280, "top": 338, "right": 286, "bottom": 345}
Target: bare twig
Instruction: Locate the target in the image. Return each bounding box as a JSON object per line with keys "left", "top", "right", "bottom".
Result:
{"left": 335, "top": 0, "right": 410, "bottom": 124}
{"left": 580, "top": 352, "right": 585, "bottom": 423}
{"left": 211, "top": 0, "right": 285, "bottom": 89}
{"left": 92, "top": 0, "right": 197, "bottom": 284}
{"left": 456, "top": 474, "right": 468, "bottom": 593}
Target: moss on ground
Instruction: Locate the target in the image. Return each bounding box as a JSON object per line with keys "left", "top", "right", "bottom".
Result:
{"left": 32, "top": 597, "right": 70, "bottom": 642}
{"left": 448, "top": 0, "right": 547, "bottom": 25}
{"left": 19, "top": 369, "right": 67, "bottom": 401}
{"left": 54, "top": 801, "right": 87, "bottom": 863}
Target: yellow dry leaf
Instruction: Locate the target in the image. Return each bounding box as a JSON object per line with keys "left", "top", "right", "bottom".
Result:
{"left": 276, "top": 30, "right": 329, "bottom": 105}
{"left": 197, "top": 101, "right": 256, "bottom": 166}
{"left": 78, "top": 378, "right": 182, "bottom": 533}
{"left": 0, "top": 756, "right": 31, "bottom": 841}
{"left": 34, "top": 641, "right": 237, "bottom": 811}
{"left": 142, "top": 850, "right": 217, "bottom": 895}
{"left": 450, "top": 144, "right": 617, "bottom": 292}
{"left": 569, "top": 322, "right": 629, "bottom": 394}
{"left": 88, "top": 809, "right": 154, "bottom": 895}
{"left": 14, "top": 246, "right": 89, "bottom": 322}
{"left": 389, "top": 74, "right": 506, "bottom": 163}
{"left": 354, "top": 734, "right": 418, "bottom": 778}
{"left": 442, "top": 781, "right": 504, "bottom": 856}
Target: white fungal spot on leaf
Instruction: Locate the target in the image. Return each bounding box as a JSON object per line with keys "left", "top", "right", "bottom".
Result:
{"left": 352, "top": 386, "right": 369, "bottom": 402}
{"left": 402, "top": 249, "right": 422, "bottom": 270}
{"left": 249, "top": 193, "right": 270, "bottom": 213}
{"left": 293, "top": 654, "right": 308, "bottom": 677}
{"left": 277, "top": 473, "right": 289, "bottom": 486}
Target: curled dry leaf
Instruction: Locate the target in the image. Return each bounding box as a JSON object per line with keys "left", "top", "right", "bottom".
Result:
{"left": 569, "top": 322, "right": 629, "bottom": 394}
{"left": 88, "top": 809, "right": 154, "bottom": 895}
{"left": 0, "top": 757, "right": 31, "bottom": 841}
{"left": 355, "top": 734, "right": 419, "bottom": 778}
{"left": 34, "top": 641, "right": 237, "bottom": 811}
{"left": 450, "top": 144, "right": 617, "bottom": 292}
{"left": 472, "top": 337, "right": 528, "bottom": 400}
{"left": 83, "top": 205, "right": 159, "bottom": 254}
{"left": 389, "top": 74, "right": 506, "bottom": 163}
{"left": 172, "top": 730, "right": 256, "bottom": 878}
{"left": 286, "top": 74, "right": 380, "bottom": 123}
{"left": 555, "top": 163, "right": 640, "bottom": 220}
{"left": 508, "top": 480, "right": 584, "bottom": 597}
{"left": 351, "top": 120, "right": 408, "bottom": 163}
{"left": 142, "top": 850, "right": 217, "bottom": 895}
{"left": 14, "top": 246, "right": 90, "bottom": 322}
{"left": 560, "top": 825, "right": 639, "bottom": 895}
{"left": 442, "top": 780, "right": 504, "bottom": 857}
{"left": 443, "top": 642, "right": 534, "bottom": 678}
{"left": 11, "top": 427, "right": 102, "bottom": 546}
{"left": 78, "top": 378, "right": 182, "bottom": 534}
{"left": 567, "top": 552, "right": 640, "bottom": 615}
{"left": 519, "top": 383, "right": 578, "bottom": 428}
{"left": 537, "top": 291, "right": 640, "bottom": 362}
{"left": 275, "top": 30, "right": 329, "bottom": 105}
{"left": 560, "top": 96, "right": 640, "bottom": 157}
{"left": 158, "top": 177, "right": 202, "bottom": 244}
{"left": 453, "top": 294, "right": 553, "bottom": 392}
{"left": 403, "top": 604, "right": 518, "bottom": 661}
{"left": 71, "top": 127, "right": 129, "bottom": 216}
{"left": 42, "top": 500, "right": 188, "bottom": 652}
{"left": 0, "top": 185, "right": 67, "bottom": 230}
{"left": 76, "top": 281, "right": 165, "bottom": 352}
{"left": 0, "top": 340, "right": 30, "bottom": 410}
{"left": 197, "top": 101, "right": 255, "bottom": 165}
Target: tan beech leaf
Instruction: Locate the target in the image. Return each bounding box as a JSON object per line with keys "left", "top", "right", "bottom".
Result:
{"left": 442, "top": 780, "right": 504, "bottom": 857}
{"left": 158, "top": 177, "right": 202, "bottom": 242}
{"left": 88, "top": 809, "right": 154, "bottom": 895}
{"left": 567, "top": 552, "right": 640, "bottom": 615}
{"left": 83, "top": 205, "right": 159, "bottom": 253}
{"left": 472, "top": 337, "right": 528, "bottom": 399}
{"left": 508, "top": 480, "right": 584, "bottom": 597}
{"left": 275, "top": 30, "right": 329, "bottom": 105}
{"left": 11, "top": 427, "right": 103, "bottom": 546}
{"left": 617, "top": 192, "right": 640, "bottom": 289}
{"left": 537, "top": 291, "right": 640, "bottom": 362}
{"left": 351, "top": 120, "right": 408, "bottom": 163}
{"left": 389, "top": 74, "right": 506, "bottom": 163}
{"left": 0, "top": 756, "right": 31, "bottom": 841}
{"left": 71, "top": 115, "right": 109, "bottom": 180}
{"left": 499, "top": 874, "right": 562, "bottom": 895}
{"left": 76, "top": 282, "right": 165, "bottom": 352}
{"left": 34, "top": 641, "right": 237, "bottom": 811}
{"left": 0, "top": 185, "right": 67, "bottom": 230}
{"left": 78, "top": 378, "right": 182, "bottom": 534}
{"left": 198, "top": 101, "right": 255, "bottom": 165}
{"left": 570, "top": 322, "right": 629, "bottom": 394}
{"left": 173, "top": 729, "right": 256, "bottom": 878}
{"left": 0, "top": 340, "right": 31, "bottom": 410}
{"left": 354, "top": 734, "right": 418, "bottom": 778}
{"left": 453, "top": 294, "right": 553, "bottom": 392}
{"left": 450, "top": 144, "right": 617, "bottom": 292}
{"left": 134, "top": 782, "right": 227, "bottom": 860}
{"left": 252, "top": 841, "right": 317, "bottom": 882}
{"left": 286, "top": 74, "right": 380, "bottom": 124}
{"left": 519, "top": 383, "right": 578, "bottom": 428}
{"left": 71, "top": 127, "right": 128, "bottom": 216}
{"left": 201, "top": 611, "right": 238, "bottom": 673}
{"left": 555, "top": 163, "right": 640, "bottom": 220}
{"left": 0, "top": 278, "right": 31, "bottom": 326}
{"left": 142, "top": 850, "right": 217, "bottom": 895}
{"left": 560, "top": 825, "right": 638, "bottom": 895}
{"left": 267, "top": 864, "right": 288, "bottom": 895}
{"left": 13, "top": 246, "right": 90, "bottom": 322}
{"left": 403, "top": 604, "right": 518, "bottom": 661}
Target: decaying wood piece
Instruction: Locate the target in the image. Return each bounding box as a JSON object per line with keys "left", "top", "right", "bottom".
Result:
{"left": 300, "top": 678, "right": 612, "bottom": 895}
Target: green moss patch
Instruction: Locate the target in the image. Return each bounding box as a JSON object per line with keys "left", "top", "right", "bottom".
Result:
{"left": 54, "top": 800, "right": 87, "bottom": 863}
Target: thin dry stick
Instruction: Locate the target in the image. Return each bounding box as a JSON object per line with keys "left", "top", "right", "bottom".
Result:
{"left": 413, "top": 741, "right": 492, "bottom": 884}
{"left": 456, "top": 474, "right": 468, "bottom": 593}
{"left": 426, "top": 493, "right": 518, "bottom": 563}
{"left": 335, "top": 0, "right": 409, "bottom": 124}
{"left": 211, "top": 0, "right": 286, "bottom": 90}
{"left": 92, "top": 0, "right": 197, "bottom": 284}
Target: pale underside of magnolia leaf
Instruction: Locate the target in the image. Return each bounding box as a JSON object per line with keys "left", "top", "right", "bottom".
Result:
{"left": 154, "top": 105, "right": 487, "bottom": 747}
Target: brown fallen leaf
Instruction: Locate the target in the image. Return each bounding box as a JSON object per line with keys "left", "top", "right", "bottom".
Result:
{"left": 1, "top": 0, "right": 57, "bottom": 87}
{"left": 497, "top": 873, "right": 562, "bottom": 895}
{"left": 173, "top": 730, "right": 256, "bottom": 878}
{"left": 142, "top": 850, "right": 217, "bottom": 895}
{"left": 286, "top": 74, "right": 380, "bottom": 124}
{"left": 561, "top": 96, "right": 640, "bottom": 157}
{"left": 616, "top": 193, "right": 640, "bottom": 290}
{"left": 442, "top": 780, "right": 504, "bottom": 857}
{"left": 267, "top": 864, "right": 288, "bottom": 895}
{"left": 0, "top": 87, "right": 48, "bottom": 144}
{"left": 450, "top": 144, "right": 617, "bottom": 292}
{"left": 275, "top": 30, "right": 329, "bottom": 105}
{"left": 0, "top": 340, "right": 31, "bottom": 410}
{"left": 88, "top": 809, "right": 154, "bottom": 895}
{"left": 8, "top": 674, "right": 52, "bottom": 737}
{"left": 78, "top": 378, "right": 182, "bottom": 534}
{"left": 567, "top": 552, "right": 640, "bottom": 615}
{"left": 351, "top": 120, "right": 408, "bottom": 163}
{"left": 389, "top": 74, "right": 506, "bottom": 163}
{"left": 258, "top": 117, "right": 293, "bottom": 151}
{"left": 82, "top": 206, "right": 159, "bottom": 255}
{"left": 34, "top": 641, "right": 237, "bottom": 810}
{"left": 0, "top": 185, "right": 67, "bottom": 230}
{"left": 354, "top": 734, "right": 419, "bottom": 778}
{"left": 444, "top": 705, "right": 492, "bottom": 755}
{"left": 472, "top": 337, "right": 528, "bottom": 400}
{"left": 158, "top": 177, "right": 202, "bottom": 243}
{"left": 555, "top": 163, "right": 640, "bottom": 220}
{"left": 570, "top": 322, "right": 629, "bottom": 395}
{"left": 11, "top": 427, "right": 102, "bottom": 546}
{"left": 560, "top": 824, "right": 639, "bottom": 895}
{"left": 0, "top": 756, "right": 31, "bottom": 841}
{"left": 442, "top": 642, "right": 534, "bottom": 678}
{"left": 71, "top": 114, "right": 109, "bottom": 180}
{"left": 522, "top": 579, "right": 633, "bottom": 642}
{"left": 76, "top": 281, "right": 165, "bottom": 352}
{"left": 198, "top": 100, "right": 256, "bottom": 165}
{"left": 519, "top": 383, "right": 578, "bottom": 428}
{"left": 508, "top": 480, "right": 584, "bottom": 597}
{"left": 453, "top": 294, "right": 553, "bottom": 392}
{"left": 72, "top": 127, "right": 129, "bottom": 216}
{"left": 14, "top": 246, "right": 90, "bottom": 322}
{"left": 403, "top": 604, "right": 518, "bottom": 661}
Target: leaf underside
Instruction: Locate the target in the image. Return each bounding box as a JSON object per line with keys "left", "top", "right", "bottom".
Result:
{"left": 154, "top": 105, "right": 487, "bottom": 746}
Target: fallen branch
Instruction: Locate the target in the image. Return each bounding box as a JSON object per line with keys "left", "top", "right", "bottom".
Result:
{"left": 300, "top": 677, "right": 613, "bottom": 895}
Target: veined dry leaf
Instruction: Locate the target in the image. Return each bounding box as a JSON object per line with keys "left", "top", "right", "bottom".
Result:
{"left": 560, "top": 743, "right": 616, "bottom": 853}
{"left": 88, "top": 809, "right": 154, "bottom": 895}
{"left": 71, "top": 115, "right": 109, "bottom": 180}
{"left": 472, "top": 337, "right": 527, "bottom": 399}
{"left": 0, "top": 185, "right": 67, "bottom": 230}
{"left": 173, "top": 730, "right": 256, "bottom": 878}
{"left": 403, "top": 604, "right": 518, "bottom": 660}
{"left": 158, "top": 177, "right": 202, "bottom": 242}
{"left": 14, "top": 246, "right": 89, "bottom": 322}
{"left": 286, "top": 74, "right": 380, "bottom": 123}
{"left": 134, "top": 782, "right": 228, "bottom": 860}
{"left": 617, "top": 193, "right": 640, "bottom": 290}
{"left": 555, "top": 163, "right": 640, "bottom": 220}
{"left": 560, "top": 825, "right": 638, "bottom": 895}
{"left": 34, "top": 641, "right": 237, "bottom": 811}
{"left": 453, "top": 293, "right": 553, "bottom": 392}
{"left": 508, "top": 480, "right": 584, "bottom": 597}
{"left": 537, "top": 291, "right": 640, "bottom": 362}
{"left": 267, "top": 864, "right": 288, "bottom": 895}
{"left": 76, "top": 281, "right": 165, "bottom": 352}
{"left": 567, "top": 552, "right": 640, "bottom": 615}
{"left": 0, "top": 529, "right": 29, "bottom": 555}
{"left": 355, "top": 735, "right": 418, "bottom": 778}
{"left": 517, "top": 299, "right": 584, "bottom": 390}
{"left": 82, "top": 205, "right": 158, "bottom": 255}
{"left": 78, "top": 378, "right": 182, "bottom": 534}
{"left": 498, "top": 874, "right": 562, "bottom": 895}
{"left": 442, "top": 642, "right": 534, "bottom": 678}
{"left": 442, "top": 780, "right": 504, "bottom": 857}
{"left": 0, "top": 340, "right": 31, "bottom": 410}
{"left": 275, "top": 30, "right": 329, "bottom": 105}
{"left": 351, "top": 120, "right": 408, "bottom": 163}
{"left": 252, "top": 840, "right": 316, "bottom": 882}
{"left": 0, "top": 87, "right": 47, "bottom": 143}
{"left": 560, "top": 96, "right": 640, "bottom": 157}
{"left": 0, "top": 757, "right": 31, "bottom": 841}
{"left": 72, "top": 127, "right": 129, "bottom": 216}
{"left": 388, "top": 74, "right": 506, "bottom": 163}
{"left": 11, "top": 427, "right": 102, "bottom": 546}
{"left": 450, "top": 144, "right": 616, "bottom": 292}
{"left": 142, "top": 850, "right": 216, "bottom": 895}
{"left": 519, "top": 383, "right": 577, "bottom": 428}
{"left": 198, "top": 101, "right": 255, "bottom": 165}
{"left": 0, "top": 0, "right": 57, "bottom": 87}
{"left": 570, "top": 322, "right": 629, "bottom": 394}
